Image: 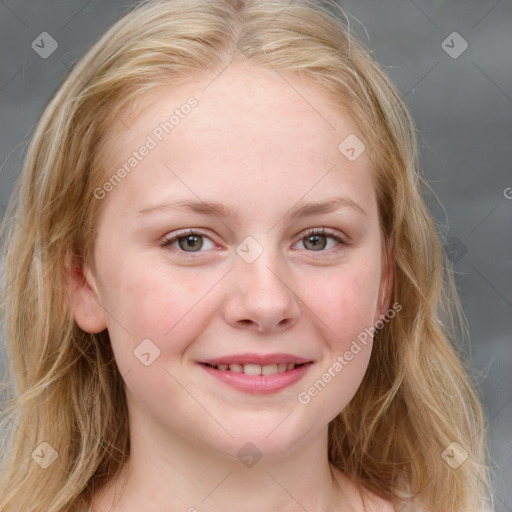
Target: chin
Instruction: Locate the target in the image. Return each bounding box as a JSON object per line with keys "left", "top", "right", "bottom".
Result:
{"left": 204, "top": 419, "right": 317, "bottom": 463}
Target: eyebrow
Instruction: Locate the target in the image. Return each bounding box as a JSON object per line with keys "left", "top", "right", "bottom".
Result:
{"left": 136, "top": 195, "right": 367, "bottom": 220}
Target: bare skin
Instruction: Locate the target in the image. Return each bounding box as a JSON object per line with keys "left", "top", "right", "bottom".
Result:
{"left": 67, "top": 64, "right": 394, "bottom": 512}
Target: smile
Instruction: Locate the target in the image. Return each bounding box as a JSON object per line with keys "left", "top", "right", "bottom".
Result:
{"left": 197, "top": 353, "right": 313, "bottom": 394}
{"left": 204, "top": 362, "right": 302, "bottom": 375}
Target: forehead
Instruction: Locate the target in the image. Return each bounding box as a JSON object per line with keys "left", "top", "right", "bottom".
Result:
{"left": 97, "top": 65, "right": 376, "bottom": 221}
{"left": 104, "top": 64, "right": 366, "bottom": 161}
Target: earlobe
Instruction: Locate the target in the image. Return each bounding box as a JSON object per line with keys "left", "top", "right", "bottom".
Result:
{"left": 64, "top": 258, "right": 107, "bottom": 334}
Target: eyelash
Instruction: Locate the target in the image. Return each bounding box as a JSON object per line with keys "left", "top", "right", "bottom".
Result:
{"left": 160, "top": 228, "right": 346, "bottom": 258}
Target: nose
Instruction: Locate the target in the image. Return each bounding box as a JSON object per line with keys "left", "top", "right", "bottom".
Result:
{"left": 223, "top": 245, "right": 302, "bottom": 333}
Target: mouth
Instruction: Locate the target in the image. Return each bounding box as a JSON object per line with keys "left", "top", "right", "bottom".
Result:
{"left": 202, "top": 362, "right": 305, "bottom": 375}
{"left": 197, "top": 354, "right": 313, "bottom": 394}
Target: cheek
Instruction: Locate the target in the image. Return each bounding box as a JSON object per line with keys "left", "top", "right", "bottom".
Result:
{"left": 98, "top": 256, "right": 219, "bottom": 366}
{"left": 300, "top": 257, "right": 381, "bottom": 400}
{"left": 312, "top": 259, "right": 381, "bottom": 343}
{"left": 296, "top": 265, "right": 379, "bottom": 418}
{"left": 94, "top": 259, "right": 227, "bottom": 441}
{"left": 99, "top": 267, "right": 215, "bottom": 417}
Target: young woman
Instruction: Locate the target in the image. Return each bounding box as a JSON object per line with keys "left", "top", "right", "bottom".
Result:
{"left": 0, "top": 1, "right": 494, "bottom": 510}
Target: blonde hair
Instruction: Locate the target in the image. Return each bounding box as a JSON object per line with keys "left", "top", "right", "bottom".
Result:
{"left": 0, "top": 0, "right": 494, "bottom": 510}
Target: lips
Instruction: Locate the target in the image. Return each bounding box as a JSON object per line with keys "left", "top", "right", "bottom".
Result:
{"left": 198, "top": 353, "right": 312, "bottom": 366}
{"left": 197, "top": 353, "right": 313, "bottom": 394}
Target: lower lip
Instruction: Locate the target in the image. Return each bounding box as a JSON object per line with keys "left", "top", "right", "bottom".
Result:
{"left": 199, "top": 363, "right": 312, "bottom": 394}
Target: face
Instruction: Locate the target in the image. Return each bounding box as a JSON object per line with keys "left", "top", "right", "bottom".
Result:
{"left": 68, "top": 65, "right": 392, "bottom": 460}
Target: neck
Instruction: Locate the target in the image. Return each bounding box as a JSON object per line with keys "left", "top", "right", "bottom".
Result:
{"left": 92, "top": 415, "right": 361, "bottom": 511}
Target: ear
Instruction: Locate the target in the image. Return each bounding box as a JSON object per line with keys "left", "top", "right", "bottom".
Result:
{"left": 374, "top": 236, "right": 395, "bottom": 323}
{"left": 64, "top": 257, "right": 107, "bottom": 334}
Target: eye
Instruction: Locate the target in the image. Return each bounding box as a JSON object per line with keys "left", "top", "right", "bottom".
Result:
{"left": 160, "top": 227, "right": 346, "bottom": 257}
{"left": 160, "top": 229, "right": 216, "bottom": 254}
{"left": 295, "top": 228, "right": 345, "bottom": 252}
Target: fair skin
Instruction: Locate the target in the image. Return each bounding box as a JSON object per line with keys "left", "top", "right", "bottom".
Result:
{"left": 67, "top": 65, "right": 394, "bottom": 511}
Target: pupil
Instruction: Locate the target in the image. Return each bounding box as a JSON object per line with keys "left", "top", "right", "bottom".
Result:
{"left": 179, "top": 235, "right": 203, "bottom": 251}
{"left": 306, "top": 235, "right": 326, "bottom": 251}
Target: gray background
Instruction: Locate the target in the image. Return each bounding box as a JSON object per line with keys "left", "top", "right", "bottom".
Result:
{"left": 0, "top": 0, "right": 511, "bottom": 509}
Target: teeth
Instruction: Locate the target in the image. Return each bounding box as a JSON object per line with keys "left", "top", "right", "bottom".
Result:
{"left": 229, "top": 363, "right": 243, "bottom": 373}
{"left": 210, "top": 362, "right": 299, "bottom": 374}
{"left": 262, "top": 364, "right": 278, "bottom": 376}
{"left": 243, "top": 363, "right": 261, "bottom": 376}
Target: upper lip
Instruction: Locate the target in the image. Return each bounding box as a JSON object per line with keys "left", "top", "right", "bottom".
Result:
{"left": 198, "top": 353, "right": 313, "bottom": 365}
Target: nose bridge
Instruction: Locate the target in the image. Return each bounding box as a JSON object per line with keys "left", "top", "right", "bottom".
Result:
{"left": 240, "top": 231, "right": 294, "bottom": 285}
{"left": 236, "top": 240, "right": 288, "bottom": 298}
{"left": 225, "top": 235, "right": 301, "bottom": 331}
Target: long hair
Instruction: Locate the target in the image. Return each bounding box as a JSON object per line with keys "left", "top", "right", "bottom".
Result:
{"left": 0, "top": 1, "right": 494, "bottom": 510}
